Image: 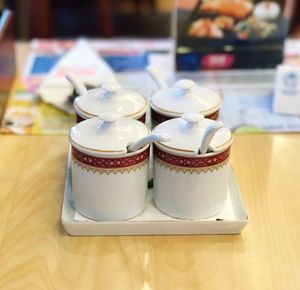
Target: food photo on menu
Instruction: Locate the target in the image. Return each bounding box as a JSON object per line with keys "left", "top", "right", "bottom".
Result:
{"left": 175, "top": 0, "right": 295, "bottom": 70}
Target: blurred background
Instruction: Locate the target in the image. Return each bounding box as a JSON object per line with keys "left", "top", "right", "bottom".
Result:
{"left": 1, "top": 0, "right": 300, "bottom": 134}
{"left": 1, "top": 0, "right": 174, "bottom": 38}
{"left": 1, "top": 0, "right": 298, "bottom": 39}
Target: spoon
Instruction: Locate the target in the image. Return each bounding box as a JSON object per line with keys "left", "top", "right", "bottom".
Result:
{"left": 198, "top": 121, "right": 223, "bottom": 154}
{"left": 65, "top": 73, "right": 88, "bottom": 96}
{"left": 146, "top": 65, "right": 168, "bottom": 90}
{"left": 127, "top": 133, "right": 170, "bottom": 152}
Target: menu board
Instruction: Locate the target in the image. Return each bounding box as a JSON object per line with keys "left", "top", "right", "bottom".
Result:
{"left": 175, "top": 0, "right": 294, "bottom": 70}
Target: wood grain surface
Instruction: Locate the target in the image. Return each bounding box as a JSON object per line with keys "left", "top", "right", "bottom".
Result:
{"left": 0, "top": 43, "right": 300, "bottom": 289}
{"left": 0, "top": 134, "right": 299, "bottom": 290}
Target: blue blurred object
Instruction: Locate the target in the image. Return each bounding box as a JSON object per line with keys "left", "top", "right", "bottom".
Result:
{"left": 30, "top": 55, "right": 61, "bottom": 74}
{"left": 103, "top": 53, "right": 149, "bottom": 72}
{"left": 176, "top": 52, "right": 200, "bottom": 71}
{"left": 29, "top": 53, "right": 149, "bottom": 74}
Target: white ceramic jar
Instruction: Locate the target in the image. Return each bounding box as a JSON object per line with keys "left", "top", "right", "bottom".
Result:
{"left": 74, "top": 82, "right": 148, "bottom": 123}
{"left": 69, "top": 113, "right": 150, "bottom": 221}
{"left": 150, "top": 79, "right": 221, "bottom": 125}
{"left": 152, "top": 113, "right": 233, "bottom": 219}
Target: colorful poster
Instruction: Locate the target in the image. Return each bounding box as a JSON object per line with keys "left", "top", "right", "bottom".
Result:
{"left": 175, "top": 0, "right": 294, "bottom": 70}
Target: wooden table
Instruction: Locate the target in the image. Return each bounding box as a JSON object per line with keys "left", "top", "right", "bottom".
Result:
{"left": 0, "top": 44, "right": 300, "bottom": 290}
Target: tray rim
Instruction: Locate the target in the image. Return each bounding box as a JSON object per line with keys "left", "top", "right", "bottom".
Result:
{"left": 61, "top": 151, "right": 249, "bottom": 235}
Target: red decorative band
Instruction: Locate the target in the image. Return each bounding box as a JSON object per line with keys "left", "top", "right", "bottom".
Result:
{"left": 151, "top": 109, "right": 219, "bottom": 125}
{"left": 154, "top": 145, "right": 230, "bottom": 168}
{"left": 76, "top": 113, "right": 146, "bottom": 124}
{"left": 72, "top": 146, "right": 149, "bottom": 169}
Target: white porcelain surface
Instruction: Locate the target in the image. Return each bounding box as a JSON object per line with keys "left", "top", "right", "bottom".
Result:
{"left": 153, "top": 113, "right": 233, "bottom": 219}
{"left": 154, "top": 158, "right": 230, "bottom": 219}
{"left": 146, "top": 65, "right": 168, "bottom": 89}
{"left": 152, "top": 113, "right": 232, "bottom": 156}
{"left": 150, "top": 79, "right": 221, "bottom": 117}
{"left": 127, "top": 133, "right": 170, "bottom": 153}
{"left": 75, "top": 82, "right": 148, "bottom": 120}
{"left": 65, "top": 73, "right": 88, "bottom": 95}
{"left": 71, "top": 147, "right": 149, "bottom": 221}
{"left": 70, "top": 114, "right": 149, "bottom": 156}
{"left": 69, "top": 114, "right": 150, "bottom": 221}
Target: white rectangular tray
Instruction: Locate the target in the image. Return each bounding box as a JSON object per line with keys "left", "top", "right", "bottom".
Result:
{"left": 61, "top": 155, "right": 249, "bottom": 236}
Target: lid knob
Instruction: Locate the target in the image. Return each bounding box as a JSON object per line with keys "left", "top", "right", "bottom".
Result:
{"left": 102, "top": 82, "right": 122, "bottom": 94}
{"left": 98, "top": 112, "right": 120, "bottom": 123}
{"left": 182, "top": 112, "right": 204, "bottom": 124}
{"left": 175, "top": 79, "right": 196, "bottom": 91}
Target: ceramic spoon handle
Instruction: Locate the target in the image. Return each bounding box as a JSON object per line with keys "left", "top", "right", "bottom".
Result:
{"left": 146, "top": 65, "right": 168, "bottom": 90}
{"left": 127, "top": 133, "right": 170, "bottom": 152}
{"left": 65, "top": 73, "right": 88, "bottom": 96}
{"left": 199, "top": 122, "right": 223, "bottom": 154}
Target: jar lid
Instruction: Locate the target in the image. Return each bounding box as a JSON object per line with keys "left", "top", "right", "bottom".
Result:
{"left": 70, "top": 113, "right": 149, "bottom": 156}
{"left": 75, "top": 82, "right": 148, "bottom": 119}
{"left": 152, "top": 112, "right": 232, "bottom": 156}
{"left": 150, "top": 79, "right": 221, "bottom": 117}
